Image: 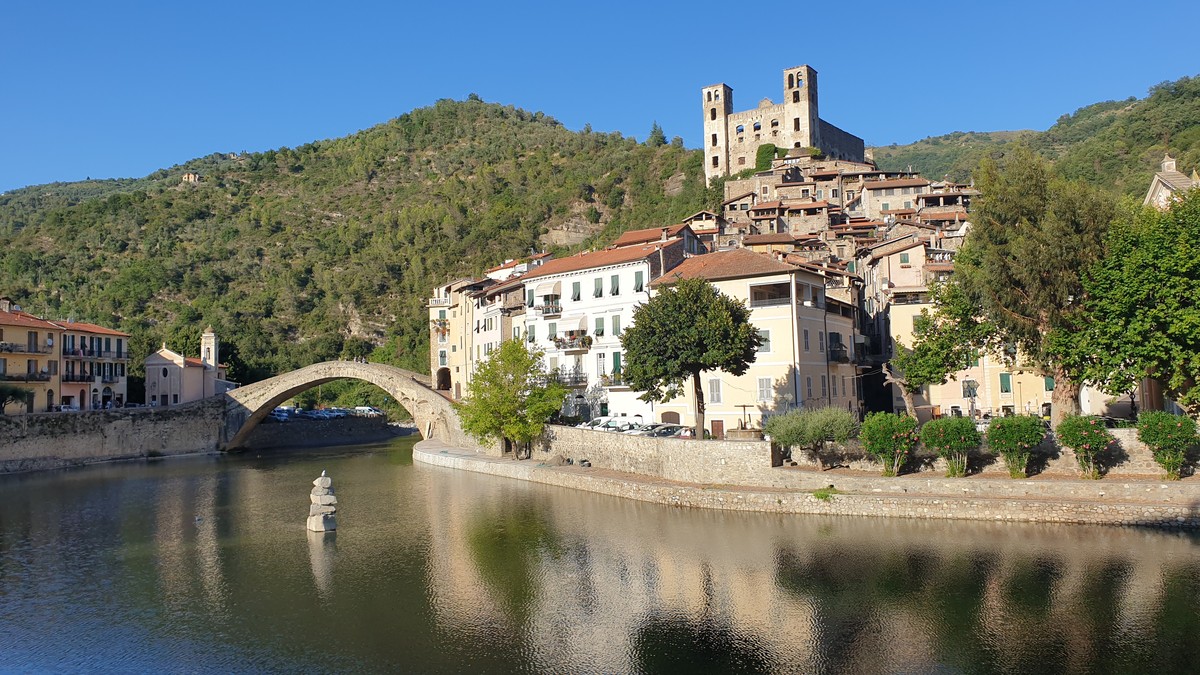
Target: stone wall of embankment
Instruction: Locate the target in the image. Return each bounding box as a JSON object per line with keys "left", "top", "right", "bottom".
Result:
{"left": 416, "top": 441, "right": 1200, "bottom": 527}
{"left": 0, "top": 400, "right": 224, "bottom": 473}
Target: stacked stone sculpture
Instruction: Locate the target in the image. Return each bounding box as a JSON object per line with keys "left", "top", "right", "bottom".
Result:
{"left": 307, "top": 470, "right": 337, "bottom": 532}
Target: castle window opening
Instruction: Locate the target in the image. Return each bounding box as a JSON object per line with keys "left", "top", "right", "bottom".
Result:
{"left": 707, "top": 91, "right": 712, "bottom": 102}
{"left": 753, "top": 122, "right": 761, "bottom": 131}
{"left": 738, "top": 157, "right": 746, "bottom": 166}
{"left": 770, "top": 119, "right": 779, "bottom": 127}
{"left": 711, "top": 133, "right": 717, "bottom": 146}
{"left": 793, "top": 90, "right": 800, "bottom": 103}
{"left": 712, "top": 156, "right": 719, "bottom": 167}
{"left": 788, "top": 73, "right": 794, "bottom": 88}
{"left": 710, "top": 108, "right": 717, "bottom": 120}
{"left": 793, "top": 118, "right": 801, "bottom": 131}
{"left": 736, "top": 124, "right": 744, "bottom": 134}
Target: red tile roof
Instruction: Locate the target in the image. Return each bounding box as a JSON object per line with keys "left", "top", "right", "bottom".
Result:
{"left": 651, "top": 248, "right": 795, "bottom": 286}
{"left": 610, "top": 223, "right": 690, "bottom": 248}
{"left": 722, "top": 191, "right": 757, "bottom": 205}
{"left": 786, "top": 200, "right": 831, "bottom": 211}
{"left": 743, "top": 232, "right": 800, "bottom": 245}
{"left": 749, "top": 201, "right": 783, "bottom": 211}
{"left": 485, "top": 252, "right": 551, "bottom": 274}
{"left": 0, "top": 309, "right": 60, "bottom": 331}
{"left": 522, "top": 240, "right": 683, "bottom": 280}
{"left": 58, "top": 321, "right": 131, "bottom": 337}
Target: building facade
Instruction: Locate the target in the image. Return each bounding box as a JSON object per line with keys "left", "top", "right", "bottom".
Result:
{"left": 144, "top": 327, "right": 235, "bottom": 406}
{"left": 0, "top": 299, "right": 62, "bottom": 414}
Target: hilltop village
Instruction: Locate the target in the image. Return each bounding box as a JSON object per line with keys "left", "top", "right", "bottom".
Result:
{"left": 431, "top": 65, "right": 1195, "bottom": 435}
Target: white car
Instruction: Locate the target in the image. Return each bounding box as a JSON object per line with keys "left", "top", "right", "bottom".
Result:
{"left": 577, "top": 416, "right": 612, "bottom": 430}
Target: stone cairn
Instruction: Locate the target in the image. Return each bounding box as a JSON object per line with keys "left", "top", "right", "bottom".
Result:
{"left": 308, "top": 470, "right": 338, "bottom": 532}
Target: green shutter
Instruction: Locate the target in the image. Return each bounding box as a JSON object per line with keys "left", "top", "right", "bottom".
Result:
{"left": 1044, "top": 376, "right": 1055, "bottom": 392}
{"left": 634, "top": 271, "right": 644, "bottom": 292}
{"left": 612, "top": 352, "right": 622, "bottom": 374}
{"left": 1000, "top": 373, "right": 1012, "bottom": 394}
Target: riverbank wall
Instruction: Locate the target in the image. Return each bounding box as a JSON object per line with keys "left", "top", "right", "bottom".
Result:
{"left": 0, "top": 400, "right": 224, "bottom": 473}
{"left": 240, "top": 417, "right": 412, "bottom": 449}
{"left": 415, "top": 426, "right": 1200, "bottom": 528}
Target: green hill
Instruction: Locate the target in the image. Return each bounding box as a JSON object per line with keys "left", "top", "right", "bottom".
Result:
{"left": 0, "top": 99, "right": 712, "bottom": 390}
{"left": 873, "top": 75, "right": 1200, "bottom": 196}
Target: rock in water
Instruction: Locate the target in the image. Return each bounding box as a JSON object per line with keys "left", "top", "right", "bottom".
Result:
{"left": 306, "top": 472, "right": 338, "bottom": 531}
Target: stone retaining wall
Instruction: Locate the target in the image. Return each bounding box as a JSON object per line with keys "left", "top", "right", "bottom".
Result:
{"left": 416, "top": 441, "right": 1200, "bottom": 528}
{"left": 241, "top": 417, "right": 407, "bottom": 449}
{"left": 0, "top": 400, "right": 224, "bottom": 473}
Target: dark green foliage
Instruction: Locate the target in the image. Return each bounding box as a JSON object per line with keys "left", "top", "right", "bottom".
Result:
{"left": 1076, "top": 192, "right": 1200, "bottom": 415}
{"left": 859, "top": 412, "right": 918, "bottom": 477}
{"left": 1055, "top": 415, "right": 1115, "bottom": 479}
{"left": 621, "top": 278, "right": 759, "bottom": 438}
{"left": 0, "top": 99, "right": 711, "bottom": 389}
{"left": 0, "top": 383, "right": 28, "bottom": 410}
{"left": 646, "top": 121, "right": 667, "bottom": 147}
{"left": 986, "top": 416, "right": 1047, "bottom": 478}
{"left": 920, "top": 417, "right": 981, "bottom": 477}
{"left": 1137, "top": 411, "right": 1198, "bottom": 480}
{"left": 755, "top": 144, "right": 777, "bottom": 171}
{"left": 953, "top": 147, "right": 1114, "bottom": 425}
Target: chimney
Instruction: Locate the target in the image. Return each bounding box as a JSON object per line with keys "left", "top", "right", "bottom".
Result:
{"left": 660, "top": 227, "right": 669, "bottom": 241}
{"left": 0, "top": 296, "right": 10, "bottom": 313}
{"left": 1163, "top": 154, "right": 1177, "bottom": 173}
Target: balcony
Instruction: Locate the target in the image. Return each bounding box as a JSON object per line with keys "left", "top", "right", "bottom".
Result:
{"left": 545, "top": 369, "right": 588, "bottom": 387}
{"left": 600, "top": 372, "right": 629, "bottom": 389}
{"left": 552, "top": 335, "right": 592, "bottom": 353}
{"left": 828, "top": 346, "right": 850, "bottom": 363}
{"left": 63, "top": 348, "right": 128, "bottom": 360}
{"left": 0, "top": 342, "right": 52, "bottom": 354}
{"left": 61, "top": 373, "right": 96, "bottom": 383}
{"left": 3, "top": 372, "right": 51, "bottom": 382}
{"left": 428, "top": 297, "right": 451, "bottom": 307}
{"left": 748, "top": 296, "right": 791, "bottom": 308}
{"left": 535, "top": 304, "right": 562, "bottom": 317}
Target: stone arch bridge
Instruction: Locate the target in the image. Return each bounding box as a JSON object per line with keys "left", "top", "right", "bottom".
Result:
{"left": 221, "top": 361, "right": 478, "bottom": 451}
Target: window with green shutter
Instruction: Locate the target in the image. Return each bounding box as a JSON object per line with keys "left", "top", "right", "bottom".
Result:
{"left": 594, "top": 278, "right": 603, "bottom": 298}
{"left": 572, "top": 281, "right": 581, "bottom": 302}
{"left": 634, "top": 271, "right": 644, "bottom": 292}
{"left": 594, "top": 317, "right": 604, "bottom": 336}
{"left": 611, "top": 274, "right": 620, "bottom": 296}
{"left": 612, "top": 352, "right": 621, "bottom": 374}
{"left": 548, "top": 322, "right": 556, "bottom": 339}
{"left": 1044, "top": 376, "right": 1055, "bottom": 391}
{"left": 611, "top": 315, "right": 621, "bottom": 336}
{"left": 1000, "top": 372, "right": 1012, "bottom": 394}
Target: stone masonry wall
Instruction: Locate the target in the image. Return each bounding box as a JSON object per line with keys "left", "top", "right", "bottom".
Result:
{"left": 0, "top": 399, "right": 224, "bottom": 473}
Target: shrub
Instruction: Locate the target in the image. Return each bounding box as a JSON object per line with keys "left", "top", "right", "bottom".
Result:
{"left": 1055, "top": 415, "right": 1115, "bottom": 479}
{"left": 859, "top": 412, "right": 918, "bottom": 477}
{"left": 987, "top": 416, "right": 1046, "bottom": 478}
{"left": 920, "top": 417, "right": 981, "bottom": 477}
{"left": 764, "top": 407, "right": 858, "bottom": 468}
{"left": 1137, "top": 411, "right": 1197, "bottom": 480}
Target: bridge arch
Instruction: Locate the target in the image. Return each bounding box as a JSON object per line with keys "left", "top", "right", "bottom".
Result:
{"left": 221, "top": 361, "right": 472, "bottom": 451}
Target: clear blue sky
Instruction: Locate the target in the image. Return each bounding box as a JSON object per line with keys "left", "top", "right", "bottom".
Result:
{"left": 2, "top": 1, "right": 1198, "bottom": 193}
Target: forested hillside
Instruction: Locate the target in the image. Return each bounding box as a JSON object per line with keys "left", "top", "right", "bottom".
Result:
{"left": 873, "top": 76, "right": 1200, "bottom": 195}
{"left": 0, "top": 98, "right": 713, "bottom": 391}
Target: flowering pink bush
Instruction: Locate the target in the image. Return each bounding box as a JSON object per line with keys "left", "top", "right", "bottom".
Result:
{"left": 1055, "top": 415, "right": 1114, "bottom": 479}
{"left": 1137, "top": 411, "right": 1197, "bottom": 480}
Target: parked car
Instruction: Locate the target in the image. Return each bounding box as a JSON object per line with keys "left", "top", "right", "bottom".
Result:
{"left": 355, "top": 406, "right": 384, "bottom": 417}
{"left": 597, "top": 418, "right": 634, "bottom": 432}
{"left": 577, "top": 416, "right": 613, "bottom": 430}
{"left": 647, "top": 424, "right": 684, "bottom": 437}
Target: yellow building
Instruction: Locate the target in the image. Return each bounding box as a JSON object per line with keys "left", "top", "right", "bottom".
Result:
{"left": 0, "top": 298, "right": 62, "bottom": 414}
{"left": 144, "top": 327, "right": 235, "bottom": 406}
{"left": 59, "top": 321, "right": 132, "bottom": 409}
{"left": 651, "top": 249, "right": 860, "bottom": 436}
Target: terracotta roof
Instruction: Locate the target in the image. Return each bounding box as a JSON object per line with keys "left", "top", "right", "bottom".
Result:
{"left": 864, "top": 178, "right": 930, "bottom": 191}
{"left": 58, "top": 321, "right": 131, "bottom": 337}
{"left": 743, "top": 232, "right": 800, "bottom": 245}
{"left": 650, "top": 248, "right": 795, "bottom": 286}
{"left": 183, "top": 357, "right": 207, "bottom": 368}
{"left": 786, "top": 200, "right": 831, "bottom": 211}
{"left": 749, "top": 201, "right": 783, "bottom": 211}
{"left": 919, "top": 210, "right": 970, "bottom": 221}
{"left": 485, "top": 252, "right": 551, "bottom": 274}
{"left": 808, "top": 170, "right": 840, "bottom": 178}
{"left": 722, "top": 191, "right": 757, "bottom": 205}
{"left": 881, "top": 208, "right": 917, "bottom": 215}
{"left": 522, "top": 240, "right": 683, "bottom": 280}
{"left": 0, "top": 309, "right": 60, "bottom": 331}
{"left": 610, "top": 223, "right": 691, "bottom": 248}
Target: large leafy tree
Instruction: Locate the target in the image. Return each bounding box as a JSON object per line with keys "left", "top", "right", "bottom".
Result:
{"left": 951, "top": 147, "right": 1114, "bottom": 427}
{"left": 621, "top": 278, "right": 760, "bottom": 438}
{"left": 886, "top": 282, "right": 989, "bottom": 417}
{"left": 1073, "top": 191, "right": 1200, "bottom": 414}
{"left": 457, "top": 340, "right": 567, "bottom": 459}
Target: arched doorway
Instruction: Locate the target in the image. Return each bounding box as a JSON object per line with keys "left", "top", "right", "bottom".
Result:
{"left": 79, "top": 389, "right": 86, "bottom": 410}
{"left": 661, "top": 411, "right": 680, "bottom": 424}
{"left": 436, "top": 367, "right": 451, "bottom": 391}
{"left": 102, "top": 386, "right": 113, "bottom": 409}
{"left": 91, "top": 388, "right": 100, "bottom": 410}
{"left": 47, "top": 389, "right": 55, "bottom": 412}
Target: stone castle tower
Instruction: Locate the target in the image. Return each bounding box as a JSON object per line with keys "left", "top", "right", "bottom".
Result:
{"left": 702, "top": 64, "right": 863, "bottom": 185}
{"left": 201, "top": 326, "right": 219, "bottom": 369}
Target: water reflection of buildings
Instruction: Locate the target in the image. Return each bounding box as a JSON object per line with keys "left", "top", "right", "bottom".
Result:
{"left": 420, "top": 466, "right": 1198, "bottom": 673}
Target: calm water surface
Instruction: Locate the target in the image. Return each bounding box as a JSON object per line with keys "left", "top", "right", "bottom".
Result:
{"left": 3, "top": 436, "right": 1200, "bottom": 673}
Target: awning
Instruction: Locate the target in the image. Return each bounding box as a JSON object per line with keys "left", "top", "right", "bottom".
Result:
{"left": 557, "top": 314, "right": 588, "bottom": 331}
{"left": 533, "top": 280, "right": 561, "bottom": 297}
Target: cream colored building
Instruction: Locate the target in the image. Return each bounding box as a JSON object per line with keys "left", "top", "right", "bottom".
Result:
{"left": 144, "top": 327, "right": 234, "bottom": 406}
{"left": 428, "top": 277, "right": 490, "bottom": 400}
{"left": 58, "top": 321, "right": 132, "bottom": 409}
{"left": 651, "top": 249, "right": 859, "bottom": 436}
{"left": 1144, "top": 154, "right": 1197, "bottom": 209}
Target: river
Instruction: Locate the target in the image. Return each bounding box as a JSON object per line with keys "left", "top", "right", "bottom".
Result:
{"left": 2, "top": 436, "right": 1200, "bottom": 673}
